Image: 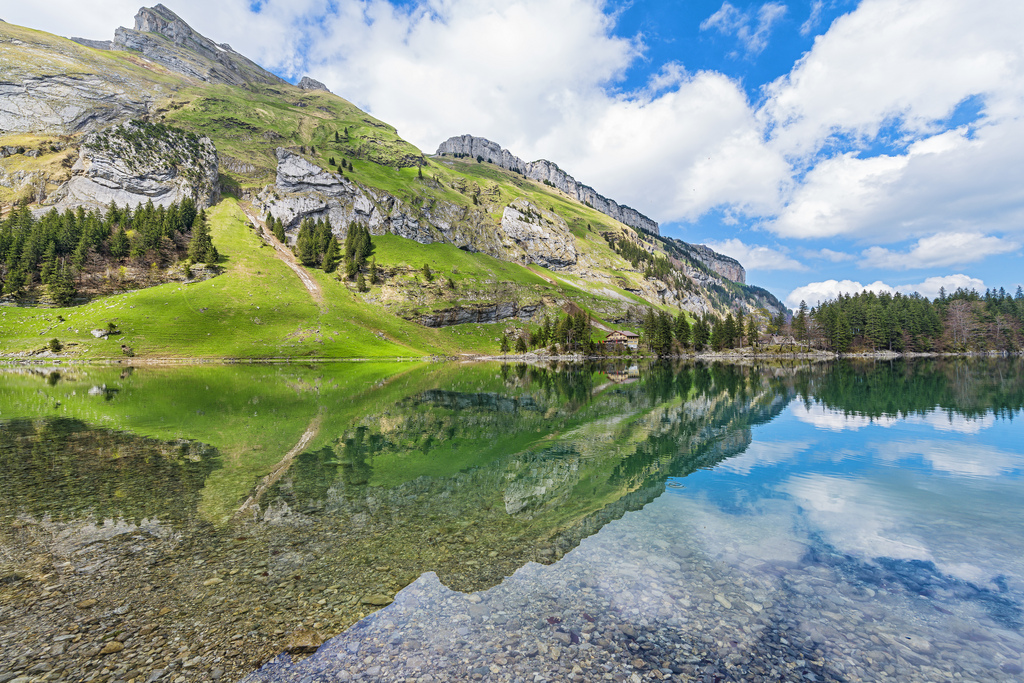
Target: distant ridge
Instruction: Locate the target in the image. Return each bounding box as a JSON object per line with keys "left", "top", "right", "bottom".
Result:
{"left": 436, "top": 134, "right": 660, "bottom": 237}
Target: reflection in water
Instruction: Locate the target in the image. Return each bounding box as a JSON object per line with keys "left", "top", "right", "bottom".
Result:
{"left": 1, "top": 359, "right": 1023, "bottom": 682}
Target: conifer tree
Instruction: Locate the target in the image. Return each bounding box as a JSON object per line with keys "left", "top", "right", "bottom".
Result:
{"left": 187, "top": 212, "right": 218, "bottom": 264}
{"left": 674, "top": 313, "right": 691, "bottom": 348}
{"left": 322, "top": 237, "right": 339, "bottom": 273}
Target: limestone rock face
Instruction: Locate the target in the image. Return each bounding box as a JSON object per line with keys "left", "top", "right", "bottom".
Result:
{"left": 111, "top": 5, "right": 286, "bottom": 87}
{"left": 260, "top": 148, "right": 434, "bottom": 244}
{"left": 677, "top": 242, "right": 745, "bottom": 284}
{"left": 415, "top": 302, "right": 541, "bottom": 327}
{"left": 42, "top": 121, "right": 219, "bottom": 212}
{"left": 436, "top": 134, "right": 660, "bottom": 237}
{"left": 298, "top": 76, "right": 330, "bottom": 92}
{"left": 0, "top": 21, "right": 167, "bottom": 134}
{"left": 500, "top": 198, "right": 577, "bottom": 270}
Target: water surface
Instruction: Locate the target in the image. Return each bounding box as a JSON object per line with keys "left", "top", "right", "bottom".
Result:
{"left": 1, "top": 359, "right": 1022, "bottom": 682}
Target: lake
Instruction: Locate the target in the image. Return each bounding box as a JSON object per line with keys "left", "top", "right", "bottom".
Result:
{"left": 1, "top": 359, "right": 1022, "bottom": 682}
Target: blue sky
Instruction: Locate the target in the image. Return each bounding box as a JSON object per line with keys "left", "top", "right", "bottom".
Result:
{"left": 14, "top": 0, "right": 1024, "bottom": 308}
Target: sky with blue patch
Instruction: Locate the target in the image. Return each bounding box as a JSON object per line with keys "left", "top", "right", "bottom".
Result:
{"left": 14, "top": 0, "right": 1024, "bottom": 308}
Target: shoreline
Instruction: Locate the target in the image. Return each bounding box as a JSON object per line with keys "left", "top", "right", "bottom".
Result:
{"left": 2, "top": 349, "right": 1019, "bottom": 368}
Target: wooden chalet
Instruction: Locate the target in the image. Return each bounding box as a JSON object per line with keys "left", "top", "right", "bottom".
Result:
{"left": 604, "top": 330, "right": 640, "bottom": 350}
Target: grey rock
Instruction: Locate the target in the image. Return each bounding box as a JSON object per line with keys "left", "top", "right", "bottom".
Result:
{"left": 110, "top": 5, "right": 286, "bottom": 87}
{"left": 41, "top": 120, "right": 219, "bottom": 213}
{"left": 436, "top": 134, "right": 660, "bottom": 237}
{"left": 298, "top": 77, "right": 330, "bottom": 93}
{"left": 500, "top": 198, "right": 576, "bottom": 269}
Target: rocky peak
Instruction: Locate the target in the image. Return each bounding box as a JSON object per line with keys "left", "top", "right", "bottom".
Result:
{"left": 298, "top": 76, "right": 330, "bottom": 93}
{"left": 436, "top": 134, "right": 660, "bottom": 237}
{"left": 110, "top": 5, "right": 286, "bottom": 87}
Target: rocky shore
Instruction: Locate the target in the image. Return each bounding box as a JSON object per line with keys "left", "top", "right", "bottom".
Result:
{"left": 245, "top": 493, "right": 1024, "bottom": 683}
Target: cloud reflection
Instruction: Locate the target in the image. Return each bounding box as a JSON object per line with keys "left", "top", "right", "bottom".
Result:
{"left": 792, "top": 401, "right": 996, "bottom": 434}
{"left": 717, "top": 439, "right": 814, "bottom": 474}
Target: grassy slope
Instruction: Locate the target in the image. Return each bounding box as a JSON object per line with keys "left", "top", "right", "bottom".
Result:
{"left": 1, "top": 24, "right": 750, "bottom": 360}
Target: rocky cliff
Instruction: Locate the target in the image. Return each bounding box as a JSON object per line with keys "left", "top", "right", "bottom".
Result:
{"left": 0, "top": 21, "right": 171, "bottom": 134}
{"left": 41, "top": 120, "right": 219, "bottom": 212}
{"left": 436, "top": 135, "right": 660, "bottom": 237}
{"left": 258, "top": 149, "right": 580, "bottom": 271}
{"left": 669, "top": 240, "right": 745, "bottom": 284}
{"left": 108, "top": 5, "right": 286, "bottom": 87}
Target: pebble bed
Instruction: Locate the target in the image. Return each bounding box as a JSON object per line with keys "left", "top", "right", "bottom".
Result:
{"left": 246, "top": 493, "right": 1024, "bottom": 683}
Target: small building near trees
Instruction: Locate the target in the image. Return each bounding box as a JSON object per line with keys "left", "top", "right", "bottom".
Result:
{"left": 604, "top": 330, "right": 640, "bottom": 350}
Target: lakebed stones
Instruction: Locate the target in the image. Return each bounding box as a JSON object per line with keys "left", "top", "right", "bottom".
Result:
{"left": 241, "top": 495, "right": 1023, "bottom": 683}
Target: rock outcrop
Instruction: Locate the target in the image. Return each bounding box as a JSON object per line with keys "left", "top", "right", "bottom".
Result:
{"left": 41, "top": 120, "right": 219, "bottom": 212}
{"left": 110, "top": 5, "right": 287, "bottom": 87}
{"left": 670, "top": 240, "right": 746, "bottom": 284}
{"left": 436, "top": 135, "right": 660, "bottom": 237}
{"left": 499, "top": 198, "right": 576, "bottom": 270}
{"left": 414, "top": 301, "right": 541, "bottom": 327}
{"left": 0, "top": 22, "right": 169, "bottom": 134}
{"left": 298, "top": 77, "right": 330, "bottom": 93}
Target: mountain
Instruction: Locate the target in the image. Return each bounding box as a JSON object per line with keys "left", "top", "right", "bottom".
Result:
{"left": 436, "top": 134, "right": 660, "bottom": 237}
{"left": 0, "top": 7, "right": 786, "bottom": 361}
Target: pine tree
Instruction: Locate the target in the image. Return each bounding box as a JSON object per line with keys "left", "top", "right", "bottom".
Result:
{"left": 322, "top": 237, "right": 339, "bottom": 273}
{"left": 673, "top": 313, "right": 691, "bottom": 348}
{"left": 792, "top": 301, "right": 809, "bottom": 347}
{"left": 48, "top": 263, "right": 77, "bottom": 306}
{"left": 500, "top": 334, "right": 510, "bottom": 354}
{"left": 109, "top": 228, "right": 129, "bottom": 259}
{"left": 294, "top": 219, "right": 318, "bottom": 266}
{"left": 187, "top": 213, "right": 218, "bottom": 264}
{"left": 745, "top": 316, "right": 759, "bottom": 347}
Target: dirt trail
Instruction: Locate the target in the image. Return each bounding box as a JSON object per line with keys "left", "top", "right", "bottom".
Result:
{"left": 240, "top": 203, "right": 325, "bottom": 309}
{"left": 234, "top": 414, "right": 323, "bottom": 519}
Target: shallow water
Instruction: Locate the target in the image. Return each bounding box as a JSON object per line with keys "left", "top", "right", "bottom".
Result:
{"left": 2, "top": 359, "right": 1023, "bottom": 682}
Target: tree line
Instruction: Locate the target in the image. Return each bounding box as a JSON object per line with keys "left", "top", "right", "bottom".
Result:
{"left": 501, "top": 311, "right": 595, "bottom": 354}
{"left": 0, "top": 199, "right": 215, "bottom": 306}
{"left": 807, "top": 287, "right": 1024, "bottom": 353}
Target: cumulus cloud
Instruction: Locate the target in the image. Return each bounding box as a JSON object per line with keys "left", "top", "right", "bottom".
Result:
{"left": 861, "top": 232, "right": 1020, "bottom": 269}
{"left": 8, "top": 0, "right": 1024, "bottom": 263}
{"left": 700, "top": 2, "right": 788, "bottom": 57}
{"left": 784, "top": 273, "right": 985, "bottom": 307}
{"left": 703, "top": 238, "right": 806, "bottom": 271}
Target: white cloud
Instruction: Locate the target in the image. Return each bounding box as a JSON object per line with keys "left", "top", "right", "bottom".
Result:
{"left": 700, "top": 2, "right": 789, "bottom": 57}
{"left": 860, "top": 232, "right": 1020, "bottom": 270}
{"left": 762, "top": 0, "right": 1024, "bottom": 157}
{"left": 703, "top": 238, "right": 806, "bottom": 271}
{"left": 784, "top": 273, "right": 985, "bottom": 307}
{"left": 7, "top": 0, "right": 1024, "bottom": 260}
{"left": 805, "top": 248, "right": 855, "bottom": 262}
{"left": 799, "top": 0, "right": 826, "bottom": 36}
{"left": 783, "top": 474, "right": 935, "bottom": 562}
